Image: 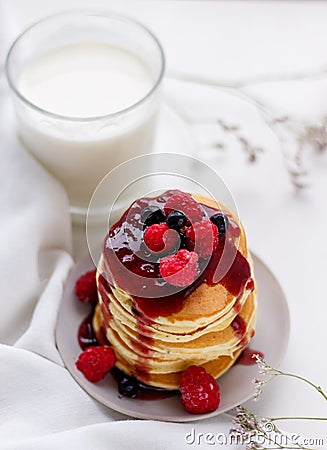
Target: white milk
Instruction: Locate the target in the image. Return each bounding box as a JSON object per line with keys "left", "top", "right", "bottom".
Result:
{"left": 16, "top": 43, "right": 159, "bottom": 212}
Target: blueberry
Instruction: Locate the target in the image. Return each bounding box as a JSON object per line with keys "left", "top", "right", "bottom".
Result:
{"left": 166, "top": 210, "right": 187, "bottom": 230}
{"left": 210, "top": 213, "right": 229, "bottom": 235}
{"left": 141, "top": 206, "right": 165, "bottom": 227}
{"left": 118, "top": 376, "right": 140, "bottom": 398}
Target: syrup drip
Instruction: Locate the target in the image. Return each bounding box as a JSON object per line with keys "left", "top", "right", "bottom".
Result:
{"left": 246, "top": 278, "right": 255, "bottom": 292}
{"left": 97, "top": 275, "right": 155, "bottom": 380}
{"left": 236, "top": 348, "right": 264, "bottom": 365}
{"left": 233, "top": 300, "right": 242, "bottom": 314}
{"left": 133, "top": 322, "right": 154, "bottom": 383}
{"left": 231, "top": 315, "right": 247, "bottom": 339}
{"left": 78, "top": 312, "right": 98, "bottom": 350}
{"left": 78, "top": 313, "right": 176, "bottom": 400}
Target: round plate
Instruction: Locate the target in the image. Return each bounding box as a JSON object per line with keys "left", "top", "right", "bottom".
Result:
{"left": 154, "top": 101, "right": 195, "bottom": 155}
{"left": 56, "top": 251, "right": 290, "bottom": 422}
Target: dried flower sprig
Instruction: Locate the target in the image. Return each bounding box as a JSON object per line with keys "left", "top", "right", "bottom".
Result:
{"left": 231, "top": 406, "right": 325, "bottom": 450}
{"left": 217, "top": 119, "right": 264, "bottom": 163}
{"left": 167, "top": 71, "right": 327, "bottom": 189}
{"left": 253, "top": 355, "right": 327, "bottom": 402}
{"left": 228, "top": 358, "right": 327, "bottom": 450}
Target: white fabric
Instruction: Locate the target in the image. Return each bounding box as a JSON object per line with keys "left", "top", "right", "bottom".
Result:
{"left": 1, "top": 1, "right": 327, "bottom": 449}
{"left": 0, "top": 97, "right": 235, "bottom": 449}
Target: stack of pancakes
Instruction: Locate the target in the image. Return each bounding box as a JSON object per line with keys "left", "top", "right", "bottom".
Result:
{"left": 93, "top": 193, "right": 256, "bottom": 390}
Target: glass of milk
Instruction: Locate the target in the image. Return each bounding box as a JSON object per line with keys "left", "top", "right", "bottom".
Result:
{"left": 5, "top": 11, "right": 165, "bottom": 218}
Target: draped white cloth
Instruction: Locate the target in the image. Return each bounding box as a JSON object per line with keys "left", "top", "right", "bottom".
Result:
{"left": 1, "top": 1, "right": 326, "bottom": 449}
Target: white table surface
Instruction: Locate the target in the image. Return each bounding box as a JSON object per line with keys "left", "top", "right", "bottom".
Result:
{"left": 1, "top": 0, "right": 326, "bottom": 447}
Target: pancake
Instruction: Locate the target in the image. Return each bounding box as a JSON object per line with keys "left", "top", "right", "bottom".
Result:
{"left": 93, "top": 190, "right": 257, "bottom": 389}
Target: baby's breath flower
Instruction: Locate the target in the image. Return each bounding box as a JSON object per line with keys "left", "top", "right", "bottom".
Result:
{"left": 253, "top": 356, "right": 327, "bottom": 401}
{"left": 230, "top": 405, "right": 325, "bottom": 450}
{"left": 254, "top": 354, "right": 275, "bottom": 375}
{"left": 252, "top": 378, "right": 265, "bottom": 401}
{"left": 230, "top": 359, "right": 327, "bottom": 449}
{"left": 169, "top": 69, "right": 327, "bottom": 189}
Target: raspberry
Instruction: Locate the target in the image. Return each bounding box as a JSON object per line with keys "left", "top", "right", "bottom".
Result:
{"left": 75, "top": 270, "right": 98, "bottom": 303}
{"left": 159, "top": 249, "right": 198, "bottom": 287}
{"left": 179, "top": 365, "right": 220, "bottom": 414}
{"left": 144, "top": 223, "right": 179, "bottom": 253}
{"left": 186, "top": 220, "right": 219, "bottom": 258}
{"left": 76, "top": 346, "right": 116, "bottom": 382}
{"left": 164, "top": 192, "right": 204, "bottom": 224}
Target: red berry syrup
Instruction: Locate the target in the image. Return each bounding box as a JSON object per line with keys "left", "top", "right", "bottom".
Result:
{"left": 236, "top": 348, "right": 264, "bottom": 366}
{"left": 102, "top": 190, "right": 251, "bottom": 320}
{"left": 78, "top": 312, "right": 98, "bottom": 350}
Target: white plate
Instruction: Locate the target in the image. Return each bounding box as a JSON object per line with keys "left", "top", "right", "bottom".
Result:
{"left": 56, "top": 251, "right": 290, "bottom": 422}
{"left": 154, "top": 101, "right": 195, "bottom": 155}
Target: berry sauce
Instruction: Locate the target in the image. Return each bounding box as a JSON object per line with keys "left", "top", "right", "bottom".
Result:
{"left": 78, "top": 313, "right": 176, "bottom": 400}
{"left": 102, "top": 190, "right": 251, "bottom": 321}
{"left": 233, "top": 300, "right": 242, "bottom": 314}
{"left": 78, "top": 312, "right": 98, "bottom": 350}
{"left": 231, "top": 315, "right": 247, "bottom": 339}
{"left": 236, "top": 348, "right": 264, "bottom": 366}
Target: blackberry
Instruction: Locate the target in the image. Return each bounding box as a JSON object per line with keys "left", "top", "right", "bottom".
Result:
{"left": 166, "top": 210, "right": 187, "bottom": 230}
{"left": 210, "top": 213, "right": 229, "bottom": 235}
{"left": 178, "top": 232, "right": 188, "bottom": 249}
{"left": 141, "top": 206, "right": 165, "bottom": 227}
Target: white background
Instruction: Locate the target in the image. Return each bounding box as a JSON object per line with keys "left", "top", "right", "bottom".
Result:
{"left": 0, "top": 1, "right": 326, "bottom": 448}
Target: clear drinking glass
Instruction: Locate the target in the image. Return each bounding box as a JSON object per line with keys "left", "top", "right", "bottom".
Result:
{"left": 5, "top": 11, "right": 165, "bottom": 217}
